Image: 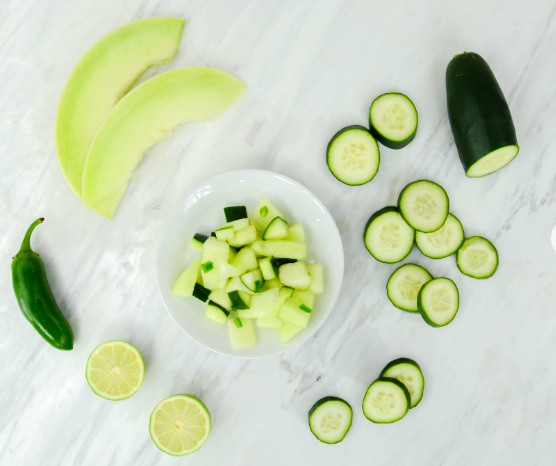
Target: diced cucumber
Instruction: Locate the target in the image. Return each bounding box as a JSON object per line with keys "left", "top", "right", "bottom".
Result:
{"left": 252, "top": 241, "right": 307, "bottom": 260}
{"left": 259, "top": 256, "right": 277, "bottom": 280}
{"left": 238, "top": 288, "right": 279, "bottom": 318}
{"left": 415, "top": 213, "right": 464, "bottom": 259}
{"left": 205, "top": 301, "right": 229, "bottom": 325}
{"left": 226, "top": 276, "right": 253, "bottom": 294}
{"left": 249, "top": 198, "right": 282, "bottom": 231}
{"left": 227, "top": 317, "right": 257, "bottom": 349}
{"left": 286, "top": 223, "right": 305, "bottom": 242}
{"left": 261, "top": 278, "right": 283, "bottom": 291}
{"left": 215, "top": 226, "right": 234, "bottom": 242}
{"left": 279, "top": 261, "right": 311, "bottom": 290}
{"left": 208, "top": 289, "right": 232, "bottom": 311}
{"left": 224, "top": 206, "right": 247, "bottom": 222}
{"left": 240, "top": 269, "right": 263, "bottom": 292}
{"left": 233, "top": 317, "right": 243, "bottom": 328}
{"left": 273, "top": 258, "right": 297, "bottom": 267}
{"left": 309, "top": 397, "right": 352, "bottom": 444}
{"left": 172, "top": 259, "right": 201, "bottom": 298}
{"left": 189, "top": 233, "right": 208, "bottom": 253}
{"left": 202, "top": 237, "right": 229, "bottom": 261}
{"left": 386, "top": 263, "right": 432, "bottom": 313}
{"left": 192, "top": 283, "right": 211, "bottom": 302}
{"left": 418, "top": 277, "right": 459, "bottom": 327}
{"left": 229, "top": 225, "right": 257, "bottom": 248}
{"left": 398, "top": 180, "right": 449, "bottom": 233}
{"left": 278, "top": 321, "right": 303, "bottom": 343}
{"left": 221, "top": 218, "right": 250, "bottom": 231}
{"left": 369, "top": 93, "right": 418, "bottom": 149}
{"left": 327, "top": 125, "right": 380, "bottom": 185}
{"left": 362, "top": 378, "right": 410, "bottom": 424}
{"left": 380, "top": 358, "right": 425, "bottom": 409}
{"left": 278, "top": 291, "right": 315, "bottom": 329}
{"left": 228, "top": 290, "right": 251, "bottom": 310}
{"left": 230, "top": 247, "right": 258, "bottom": 275}
{"left": 364, "top": 207, "right": 415, "bottom": 263}
{"left": 456, "top": 236, "right": 498, "bottom": 279}
{"left": 201, "top": 261, "right": 213, "bottom": 273}
{"left": 278, "top": 286, "right": 295, "bottom": 301}
{"left": 256, "top": 317, "right": 283, "bottom": 329}
{"left": 307, "top": 263, "right": 324, "bottom": 295}
{"left": 263, "top": 217, "right": 289, "bottom": 240}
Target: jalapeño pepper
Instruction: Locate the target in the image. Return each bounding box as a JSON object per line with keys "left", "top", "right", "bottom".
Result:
{"left": 12, "top": 218, "right": 74, "bottom": 350}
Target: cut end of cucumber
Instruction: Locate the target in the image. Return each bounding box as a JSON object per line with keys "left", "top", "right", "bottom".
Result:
{"left": 415, "top": 213, "right": 464, "bottom": 259}
{"left": 309, "top": 397, "right": 353, "bottom": 444}
{"left": 362, "top": 378, "right": 410, "bottom": 424}
{"left": 418, "top": 277, "right": 459, "bottom": 327}
{"left": 456, "top": 236, "right": 498, "bottom": 279}
{"left": 466, "top": 145, "right": 519, "bottom": 178}
{"left": 387, "top": 263, "right": 432, "bottom": 312}
{"left": 398, "top": 180, "right": 449, "bottom": 233}
{"left": 369, "top": 93, "right": 418, "bottom": 149}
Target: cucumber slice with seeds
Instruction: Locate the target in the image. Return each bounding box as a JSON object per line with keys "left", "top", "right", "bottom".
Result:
{"left": 309, "top": 397, "right": 353, "bottom": 444}
{"left": 380, "top": 358, "right": 424, "bottom": 409}
{"left": 224, "top": 206, "right": 247, "bottom": 222}
{"left": 369, "top": 93, "right": 418, "bottom": 149}
{"left": 362, "top": 378, "right": 410, "bottom": 424}
{"left": 364, "top": 207, "right": 415, "bottom": 263}
{"left": 416, "top": 213, "right": 464, "bottom": 259}
{"left": 387, "top": 264, "right": 432, "bottom": 312}
{"left": 263, "top": 217, "right": 289, "bottom": 240}
{"left": 456, "top": 236, "right": 498, "bottom": 279}
{"left": 398, "top": 180, "right": 449, "bottom": 233}
{"left": 327, "top": 125, "right": 380, "bottom": 186}
{"left": 418, "top": 277, "right": 459, "bottom": 327}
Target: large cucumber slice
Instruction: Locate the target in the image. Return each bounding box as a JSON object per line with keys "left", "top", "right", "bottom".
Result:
{"left": 362, "top": 378, "right": 410, "bottom": 424}
{"left": 327, "top": 125, "right": 380, "bottom": 186}
{"left": 387, "top": 264, "right": 432, "bottom": 313}
{"left": 456, "top": 236, "right": 498, "bottom": 279}
{"left": 380, "top": 358, "right": 424, "bottom": 408}
{"left": 398, "top": 180, "right": 449, "bottom": 233}
{"left": 308, "top": 397, "right": 353, "bottom": 444}
{"left": 415, "top": 213, "right": 464, "bottom": 259}
{"left": 364, "top": 207, "right": 415, "bottom": 263}
{"left": 418, "top": 277, "right": 459, "bottom": 327}
{"left": 369, "top": 93, "right": 418, "bottom": 149}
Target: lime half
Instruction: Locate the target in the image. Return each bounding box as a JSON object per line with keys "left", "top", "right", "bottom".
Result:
{"left": 149, "top": 395, "right": 211, "bottom": 456}
{"left": 85, "top": 340, "right": 145, "bottom": 401}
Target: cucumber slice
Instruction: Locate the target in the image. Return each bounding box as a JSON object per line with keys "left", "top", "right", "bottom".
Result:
{"left": 189, "top": 233, "right": 208, "bottom": 252}
{"left": 362, "top": 378, "right": 410, "bottom": 424}
{"left": 252, "top": 241, "right": 307, "bottom": 260}
{"left": 278, "top": 321, "right": 303, "bottom": 343}
{"left": 208, "top": 289, "right": 232, "bottom": 311}
{"left": 215, "top": 226, "right": 234, "bottom": 242}
{"left": 418, "top": 277, "right": 459, "bottom": 327}
{"left": 229, "top": 225, "right": 257, "bottom": 248}
{"left": 249, "top": 198, "right": 282, "bottom": 231}
{"left": 263, "top": 217, "right": 289, "bottom": 240}
{"left": 307, "top": 263, "right": 324, "bottom": 295}
{"left": 327, "top": 125, "right": 380, "bottom": 186}
{"left": 227, "top": 316, "right": 257, "bottom": 349}
{"left": 240, "top": 269, "right": 263, "bottom": 292}
{"left": 238, "top": 288, "right": 279, "bottom": 318}
{"left": 279, "top": 261, "right": 311, "bottom": 290}
{"left": 205, "top": 301, "right": 229, "bottom": 324}
{"left": 172, "top": 259, "right": 201, "bottom": 298}
{"left": 224, "top": 206, "right": 247, "bottom": 222}
{"left": 387, "top": 264, "right": 432, "bottom": 312}
{"left": 192, "top": 283, "right": 211, "bottom": 302}
{"left": 201, "top": 261, "right": 213, "bottom": 273}
{"left": 415, "top": 213, "right": 464, "bottom": 259}
{"left": 364, "top": 207, "right": 415, "bottom": 263}
{"left": 202, "top": 237, "right": 229, "bottom": 261}
{"left": 221, "top": 218, "right": 250, "bottom": 231}
{"left": 398, "top": 180, "right": 449, "bottom": 233}
{"left": 278, "top": 291, "right": 315, "bottom": 329}
{"left": 286, "top": 223, "right": 305, "bottom": 242}
{"left": 256, "top": 317, "right": 283, "bottom": 329}
{"left": 369, "top": 93, "right": 418, "bottom": 149}
{"left": 259, "top": 256, "right": 277, "bottom": 280}
{"left": 308, "top": 397, "right": 353, "bottom": 444}
{"left": 228, "top": 290, "right": 251, "bottom": 310}
{"left": 230, "top": 247, "right": 258, "bottom": 275}
{"left": 456, "top": 236, "right": 498, "bottom": 279}
{"left": 380, "top": 358, "right": 424, "bottom": 408}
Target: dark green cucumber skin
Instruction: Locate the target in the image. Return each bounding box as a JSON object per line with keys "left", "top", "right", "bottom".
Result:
{"left": 308, "top": 396, "right": 353, "bottom": 444}
{"left": 446, "top": 52, "right": 519, "bottom": 176}
{"left": 193, "top": 233, "right": 209, "bottom": 243}
{"left": 386, "top": 264, "right": 432, "bottom": 313}
{"left": 397, "top": 180, "right": 449, "bottom": 233}
{"left": 224, "top": 206, "right": 247, "bottom": 222}
{"left": 379, "top": 358, "right": 425, "bottom": 408}
{"left": 364, "top": 207, "right": 414, "bottom": 263}
{"left": 369, "top": 93, "right": 418, "bottom": 150}
{"left": 456, "top": 236, "right": 499, "bottom": 279}
{"left": 192, "top": 283, "right": 211, "bottom": 302}
{"left": 326, "top": 125, "right": 380, "bottom": 186}
{"left": 417, "top": 278, "right": 459, "bottom": 327}
{"left": 207, "top": 300, "right": 230, "bottom": 316}
{"left": 415, "top": 214, "right": 464, "bottom": 259}
{"left": 273, "top": 258, "right": 297, "bottom": 268}
{"left": 362, "top": 378, "right": 410, "bottom": 424}
{"left": 228, "top": 291, "right": 249, "bottom": 310}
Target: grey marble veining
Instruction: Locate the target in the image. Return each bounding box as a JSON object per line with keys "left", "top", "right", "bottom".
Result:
{"left": 1, "top": 0, "right": 556, "bottom": 464}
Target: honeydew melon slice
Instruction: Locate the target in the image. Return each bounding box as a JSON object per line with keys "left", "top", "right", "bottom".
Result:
{"left": 82, "top": 67, "right": 247, "bottom": 218}
{"left": 56, "top": 17, "right": 185, "bottom": 199}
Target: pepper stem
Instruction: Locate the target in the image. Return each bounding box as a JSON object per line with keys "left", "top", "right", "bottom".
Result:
{"left": 18, "top": 218, "right": 44, "bottom": 255}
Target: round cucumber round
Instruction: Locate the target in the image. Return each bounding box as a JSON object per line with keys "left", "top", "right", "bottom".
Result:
{"left": 369, "top": 93, "right": 418, "bottom": 149}
{"left": 387, "top": 264, "right": 432, "bottom": 312}
{"left": 398, "top": 180, "right": 449, "bottom": 233}
{"left": 308, "top": 396, "right": 353, "bottom": 444}
{"left": 380, "top": 358, "right": 424, "bottom": 409}
{"left": 417, "top": 277, "right": 459, "bottom": 327}
{"left": 327, "top": 125, "right": 380, "bottom": 186}
{"left": 456, "top": 236, "right": 498, "bottom": 279}
{"left": 362, "top": 378, "right": 410, "bottom": 424}
{"left": 415, "top": 213, "right": 464, "bottom": 259}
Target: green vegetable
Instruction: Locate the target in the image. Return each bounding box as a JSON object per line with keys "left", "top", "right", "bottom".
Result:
{"left": 260, "top": 206, "right": 269, "bottom": 218}
{"left": 233, "top": 317, "right": 243, "bottom": 328}
{"left": 201, "top": 261, "right": 213, "bottom": 273}
{"left": 369, "top": 93, "right": 418, "bottom": 149}
{"left": 299, "top": 304, "right": 312, "bottom": 313}
{"left": 11, "top": 219, "right": 74, "bottom": 350}
{"left": 224, "top": 206, "right": 247, "bottom": 222}
{"left": 309, "top": 397, "right": 353, "bottom": 444}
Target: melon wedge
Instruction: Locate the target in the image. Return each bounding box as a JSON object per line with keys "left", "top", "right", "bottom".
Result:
{"left": 82, "top": 67, "right": 247, "bottom": 219}
{"left": 55, "top": 17, "right": 185, "bottom": 200}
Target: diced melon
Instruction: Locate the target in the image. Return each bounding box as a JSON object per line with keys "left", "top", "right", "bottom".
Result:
{"left": 229, "top": 225, "right": 257, "bottom": 248}
{"left": 203, "top": 237, "right": 229, "bottom": 261}
{"left": 230, "top": 247, "right": 258, "bottom": 275}
{"left": 237, "top": 288, "right": 279, "bottom": 318}
{"left": 279, "top": 322, "right": 303, "bottom": 343}
{"left": 257, "top": 317, "right": 283, "bottom": 329}
{"left": 251, "top": 241, "right": 307, "bottom": 260}
{"left": 249, "top": 198, "right": 282, "bottom": 231}
{"left": 208, "top": 289, "right": 232, "bottom": 311}
{"left": 227, "top": 317, "right": 257, "bottom": 349}
{"left": 201, "top": 252, "right": 225, "bottom": 290}
{"left": 307, "top": 263, "right": 324, "bottom": 295}
{"left": 259, "top": 257, "right": 277, "bottom": 280}
{"left": 278, "top": 291, "right": 315, "bottom": 329}
{"left": 221, "top": 218, "right": 249, "bottom": 231}
{"left": 261, "top": 278, "right": 283, "bottom": 291}
{"left": 215, "top": 227, "right": 234, "bottom": 242}
{"left": 286, "top": 223, "right": 306, "bottom": 242}
{"left": 226, "top": 276, "right": 253, "bottom": 294}
{"left": 279, "top": 261, "right": 311, "bottom": 290}
{"left": 172, "top": 259, "right": 201, "bottom": 297}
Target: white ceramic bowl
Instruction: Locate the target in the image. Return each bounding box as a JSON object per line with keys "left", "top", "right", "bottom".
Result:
{"left": 157, "top": 169, "right": 344, "bottom": 358}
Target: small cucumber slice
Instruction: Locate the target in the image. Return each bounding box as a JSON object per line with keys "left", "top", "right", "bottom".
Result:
{"left": 224, "top": 206, "right": 247, "bottom": 222}
{"left": 228, "top": 290, "right": 251, "bottom": 310}
{"left": 279, "top": 261, "right": 311, "bottom": 290}
{"left": 172, "top": 259, "right": 201, "bottom": 298}
{"left": 387, "top": 263, "right": 432, "bottom": 312}
{"left": 369, "top": 93, "right": 418, "bottom": 149}
{"left": 308, "top": 397, "right": 353, "bottom": 444}
{"left": 362, "top": 378, "right": 410, "bottom": 424}
{"left": 418, "top": 277, "right": 459, "bottom": 327}
{"left": 192, "top": 283, "right": 211, "bottom": 302}
{"left": 327, "top": 125, "right": 380, "bottom": 186}
{"left": 416, "top": 213, "right": 464, "bottom": 259}
{"left": 398, "top": 180, "right": 449, "bottom": 233}
{"left": 263, "top": 217, "right": 289, "bottom": 240}
{"left": 240, "top": 269, "right": 263, "bottom": 292}
{"left": 259, "top": 256, "right": 277, "bottom": 280}
{"left": 189, "top": 233, "right": 208, "bottom": 252}
{"left": 380, "top": 358, "right": 424, "bottom": 408}
{"left": 208, "top": 289, "right": 232, "bottom": 311}
{"left": 456, "top": 236, "right": 498, "bottom": 279}
{"left": 205, "top": 301, "right": 229, "bottom": 324}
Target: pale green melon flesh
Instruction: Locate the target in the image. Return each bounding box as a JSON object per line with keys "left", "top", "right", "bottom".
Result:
{"left": 82, "top": 67, "right": 247, "bottom": 219}
{"left": 55, "top": 17, "right": 185, "bottom": 199}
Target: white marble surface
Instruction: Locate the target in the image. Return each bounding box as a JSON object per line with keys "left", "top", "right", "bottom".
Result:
{"left": 1, "top": 0, "right": 555, "bottom": 464}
